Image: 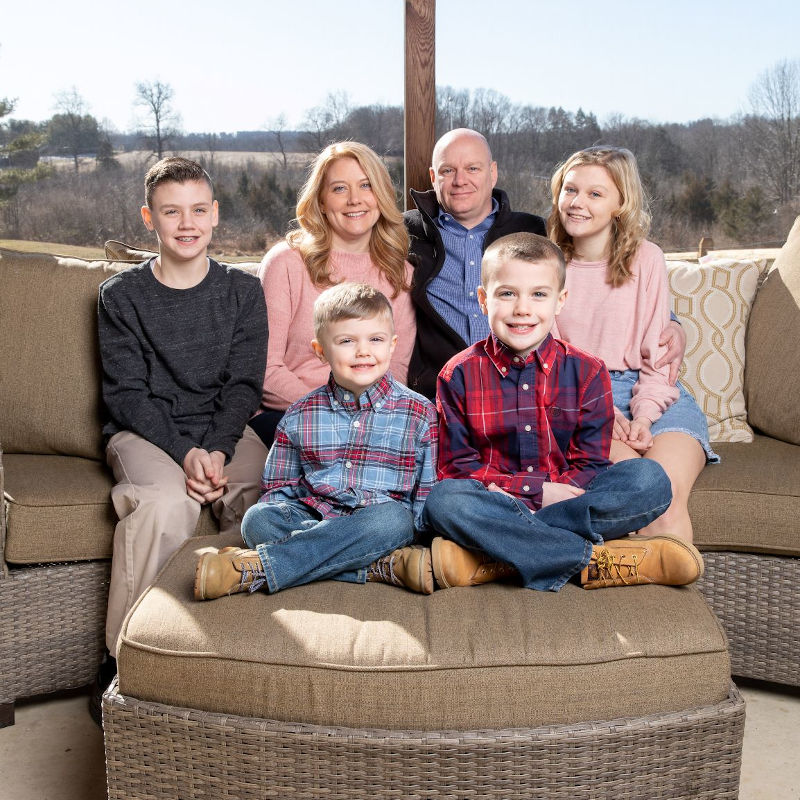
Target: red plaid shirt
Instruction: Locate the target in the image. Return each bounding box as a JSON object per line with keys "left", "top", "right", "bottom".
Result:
{"left": 436, "top": 333, "right": 613, "bottom": 510}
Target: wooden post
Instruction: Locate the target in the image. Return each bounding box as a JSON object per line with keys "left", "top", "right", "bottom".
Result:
{"left": 404, "top": 0, "right": 436, "bottom": 210}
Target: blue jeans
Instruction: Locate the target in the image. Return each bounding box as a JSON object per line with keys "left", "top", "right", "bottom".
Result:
{"left": 423, "top": 459, "right": 672, "bottom": 591}
{"left": 240, "top": 499, "right": 414, "bottom": 593}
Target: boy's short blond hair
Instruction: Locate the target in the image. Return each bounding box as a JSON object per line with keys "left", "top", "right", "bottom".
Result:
{"left": 144, "top": 156, "right": 214, "bottom": 208}
{"left": 482, "top": 232, "right": 567, "bottom": 290}
{"left": 313, "top": 282, "right": 394, "bottom": 340}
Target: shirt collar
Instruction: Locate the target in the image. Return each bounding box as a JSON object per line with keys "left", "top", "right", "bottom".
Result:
{"left": 436, "top": 196, "right": 499, "bottom": 233}
{"left": 483, "top": 332, "right": 558, "bottom": 377}
{"left": 327, "top": 373, "right": 394, "bottom": 411}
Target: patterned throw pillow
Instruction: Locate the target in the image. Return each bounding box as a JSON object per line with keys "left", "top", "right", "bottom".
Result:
{"left": 666, "top": 258, "right": 769, "bottom": 443}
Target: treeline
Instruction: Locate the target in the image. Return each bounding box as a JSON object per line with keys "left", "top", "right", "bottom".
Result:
{"left": 2, "top": 64, "right": 799, "bottom": 253}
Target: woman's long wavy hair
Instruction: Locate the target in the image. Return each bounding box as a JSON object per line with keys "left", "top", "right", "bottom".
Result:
{"left": 286, "top": 141, "right": 410, "bottom": 297}
{"left": 548, "top": 146, "right": 651, "bottom": 287}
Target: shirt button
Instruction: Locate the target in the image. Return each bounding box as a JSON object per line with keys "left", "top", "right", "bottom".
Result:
{"left": 523, "top": 485, "right": 530, "bottom": 492}
{"left": 469, "top": 291, "right": 474, "bottom": 297}
{"left": 527, "top": 466, "right": 533, "bottom": 472}
{"left": 345, "top": 461, "right": 352, "bottom": 468}
{"left": 525, "top": 425, "right": 531, "bottom": 432}
{"left": 353, "top": 421, "right": 360, "bottom": 427}
{"left": 469, "top": 260, "right": 475, "bottom": 266}
{"left": 513, "top": 356, "right": 520, "bottom": 362}
{"left": 375, "top": 402, "right": 382, "bottom": 408}
{"left": 344, "top": 393, "right": 352, "bottom": 401}
{"left": 522, "top": 383, "right": 529, "bottom": 390}
{"left": 501, "top": 367, "right": 507, "bottom": 373}
{"left": 542, "top": 363, "right": 549, "bottom": 369}
{"left": 469, "top": 234, "right": 474, "bottom": 239}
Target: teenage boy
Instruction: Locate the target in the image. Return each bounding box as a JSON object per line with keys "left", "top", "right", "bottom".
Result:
{"left": 194, "top": 282, "right": 438, "bottom": 600}
{"left": 421, "top": 232, "right": 704, "bottom": 591}
{"left": 98, "top": 157, "right": 268, "bottom": 658}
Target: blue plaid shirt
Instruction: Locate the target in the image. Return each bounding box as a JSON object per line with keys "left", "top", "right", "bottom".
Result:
{"left": 259, "top": 373, "right": 438, "bottom": 530}
{"left": 427, "top": 198, "right": 499, "bottom": 345}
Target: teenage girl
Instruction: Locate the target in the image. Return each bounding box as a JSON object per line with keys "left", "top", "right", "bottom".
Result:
{"left": 549, "top": 146, "right": 718, "bottom": 542}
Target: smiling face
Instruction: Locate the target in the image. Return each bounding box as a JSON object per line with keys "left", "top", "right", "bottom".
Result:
{"left": 557, "top": 164, "right": 622, "bottom": 257}
{"left": 478, "top": 256, "right": 567, "bottom": 359}
{"left": 141, "top": 179, "right": 218, "bottom": 271}
{"left": 430, "top": 130, "right": 498, "bottom": 229}
{"left": 311, "top": 312, "right": 397, "bottom": 396}
{"left": 319, "top": 157, "right": 381, "bottom": 252}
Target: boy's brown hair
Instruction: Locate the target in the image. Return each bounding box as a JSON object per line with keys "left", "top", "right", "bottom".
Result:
{"left": 313, "top": 282, "right": 394, "bottom": 340}
{"left": 482, "top": 232, "right": 567, "bottom": 290}
{"left": 144, "top": 157, "right": 214, "bottom": 208}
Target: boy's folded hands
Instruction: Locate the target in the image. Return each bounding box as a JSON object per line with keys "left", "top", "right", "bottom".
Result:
{"left": 183, "top": 447, "right": 228, "bottom": 503}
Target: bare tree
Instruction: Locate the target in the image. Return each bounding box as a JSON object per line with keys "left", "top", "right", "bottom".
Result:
{"left": 745, "top": 59, "right": 800, "bottom": 204}
{"left": 134, "top": 80, "right": 180, "bottom": 160}
{"left": 268, "top": 114, "right": 289, "bottom": 169}
{"left": 301, "top": 91, "right": 351, "bottom": 152}
{"left": 50, "top": 87, "right": 100, "bottom": 171}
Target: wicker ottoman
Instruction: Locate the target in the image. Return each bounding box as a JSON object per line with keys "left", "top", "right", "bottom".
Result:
{"left": 104, "top": 535, "right": 744, "bottom": 799}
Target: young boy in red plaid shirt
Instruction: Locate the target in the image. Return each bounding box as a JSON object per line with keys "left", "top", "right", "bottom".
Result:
{"left": 421, "top": 232, "right": 704, "bottom": 591}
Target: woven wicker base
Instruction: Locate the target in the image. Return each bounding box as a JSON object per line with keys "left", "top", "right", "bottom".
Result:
{"left": 0, "top": 560, "right": 110, "bottom": 710}
{"left": 104, "top": 682, "right": 744, "bottom": 800}
{"left": 698, "top": 550, "right": 800, "bottom": 687}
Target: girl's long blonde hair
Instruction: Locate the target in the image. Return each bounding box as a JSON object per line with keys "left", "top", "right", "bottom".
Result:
{"left": 548, "top": 146, "right": 651, "bottom": 287}
{"left": 287, "top": 141, "right": 410, "bottom": 297}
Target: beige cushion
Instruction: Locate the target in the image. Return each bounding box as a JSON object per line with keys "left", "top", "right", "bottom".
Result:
{"left": 2, "top": 453, "right": 219, "bottom": 564}
{"left": 118, "top": 535, "right": 730, "bottom": 731}
{"left": 0, "top": 248, "right": 126, "bottom": 459}
{"left": 103, "top": 239, "right": 154, "bottom": 262}
{"left": 666, "top": 257, "right": 768, "bottom": 442}
{"left": 691, "top": 435, "right": 800, "bottom": 556}
{"left": 745, "top": 215, "right": 800, "bottom": 445}
{"left": 3, "top": 454, "right": 116, "bottom": 562}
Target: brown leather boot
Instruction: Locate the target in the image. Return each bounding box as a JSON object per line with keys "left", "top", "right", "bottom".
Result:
{"left": 194, "top": 547, "right": 266, "bottom": 600}
{"left": 581, "top": 535, "right": 704, "bottom": 590}
{"left": 367, "top": 545, "right": 434, "bottom": 594}
{"left": 431, "top": 537, "right": 518, "bottom": 589}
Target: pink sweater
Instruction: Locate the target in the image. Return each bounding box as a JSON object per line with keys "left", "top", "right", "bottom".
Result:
{"left": 258, "top": 241, "right": 416, "bottom": 410}
{"left": 552, "top": 240, "right": 679, "bottom": 423}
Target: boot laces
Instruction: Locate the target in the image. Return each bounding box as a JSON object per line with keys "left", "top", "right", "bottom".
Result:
{"left": 368, "top": 554, "right": 399, "bottom": 585}
{"left": 595, "top": 548, "right": 639, "bottom": 584}
{"left": 237, "top": 556, "right": 266, "bottom": 593}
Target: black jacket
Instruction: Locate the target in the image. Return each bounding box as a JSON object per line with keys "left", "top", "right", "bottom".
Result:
{"left": 404, "top": 188, "right": 547, "bottom": 399}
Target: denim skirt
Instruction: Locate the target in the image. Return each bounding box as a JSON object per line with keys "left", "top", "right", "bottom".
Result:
{"left": 609, "top": 370, "right": 720, "bottom": 463}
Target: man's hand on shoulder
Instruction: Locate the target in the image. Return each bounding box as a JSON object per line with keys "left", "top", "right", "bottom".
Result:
{"left": 656, "top": 320, "right": 686, "bottom": 385}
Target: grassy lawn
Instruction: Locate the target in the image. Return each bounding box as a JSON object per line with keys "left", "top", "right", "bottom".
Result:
{"left": 1, "top": 239, "right": 107, "bottom": 259}
{"left": 0, "top": 239, "right": 263, "bottom": 264}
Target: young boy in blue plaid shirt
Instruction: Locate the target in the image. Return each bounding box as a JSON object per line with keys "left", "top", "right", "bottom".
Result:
{"left": 194, "top": 282, "right": 439, "bottom": 599}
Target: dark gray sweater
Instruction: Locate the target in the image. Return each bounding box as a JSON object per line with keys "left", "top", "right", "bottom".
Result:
{"left": 98, "top": 258, "right": 267, "bottom": 465}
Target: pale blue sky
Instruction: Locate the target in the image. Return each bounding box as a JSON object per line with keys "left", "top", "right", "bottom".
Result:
{"left": 3, "top": 0, "right": 799, "bottom": 133}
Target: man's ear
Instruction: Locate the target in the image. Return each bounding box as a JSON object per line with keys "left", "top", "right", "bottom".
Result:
{"left": 141, "top": 205, "right": 154, "bottom": 230}
{"left": 429, "top": 166, "right": 436, "bottom": 187}
{"left": 311, "top": 339, "right": 327, "bottom": 362}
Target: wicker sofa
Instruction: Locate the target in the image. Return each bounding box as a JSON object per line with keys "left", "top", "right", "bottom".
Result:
{"left": 1, "top": 219, "right": 799, "bottom": 734}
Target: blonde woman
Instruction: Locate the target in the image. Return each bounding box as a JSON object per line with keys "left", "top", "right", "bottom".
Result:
{"left": 549, "top": 146, "right": 718, "bottom": 543}
{"left": 250, "top": 142, "right": 416, "bottom": 446}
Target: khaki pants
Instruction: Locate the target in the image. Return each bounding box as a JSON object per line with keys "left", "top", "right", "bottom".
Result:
{"left": 105, "top": 426, "right": 268, "bottom": 653}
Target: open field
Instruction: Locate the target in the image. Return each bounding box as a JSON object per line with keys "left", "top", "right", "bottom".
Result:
{"left": 44, "top": 150, "right": 317, "bottom": 172}
{"left": 0, "top": 239, "right": 263, "bottom": 263}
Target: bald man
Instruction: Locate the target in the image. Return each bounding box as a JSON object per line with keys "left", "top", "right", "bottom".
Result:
{"left": 404, "top": 129, "right": 546, "bottom": 399}
{"left": 404, "top": 128, "right": 686, "bottom": 400}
